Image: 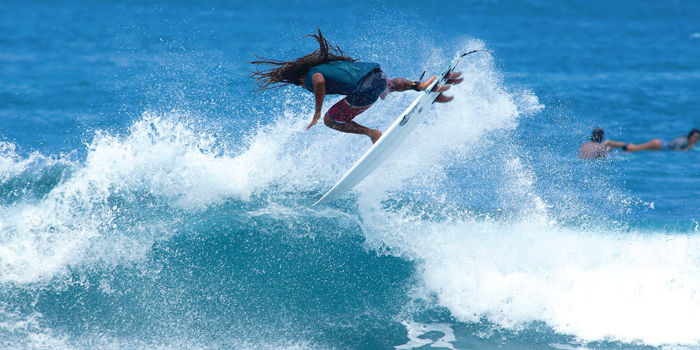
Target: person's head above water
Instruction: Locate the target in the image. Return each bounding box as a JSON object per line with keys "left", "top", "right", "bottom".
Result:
{"left": 686, "top": 128, "right": 700, "bottom": 148}
{"left": 591, "top": 127, "right": 604, "bottom": 143}
{"left": 249, "top": 28, "right": 357, "bottom": 90}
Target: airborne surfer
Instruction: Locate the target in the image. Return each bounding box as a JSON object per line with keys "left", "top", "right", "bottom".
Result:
{"left": 250, "top": 28, "right": 463, "bottom": 144}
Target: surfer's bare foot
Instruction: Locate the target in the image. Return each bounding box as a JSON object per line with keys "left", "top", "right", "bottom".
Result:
{"left": 435, "top": 93, "right": 454, "bottom": 103}
{"left": 368, "top": 129, "right": 382, "bottom": 143}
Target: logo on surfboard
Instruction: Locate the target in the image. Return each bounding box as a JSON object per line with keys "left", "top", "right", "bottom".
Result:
{"left": 400, "top": 106, "right": 423, "bottom": 126}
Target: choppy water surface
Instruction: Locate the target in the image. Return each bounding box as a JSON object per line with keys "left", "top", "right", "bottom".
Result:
{"left": 1, "top": 1, "right": 699, "bottom": 349}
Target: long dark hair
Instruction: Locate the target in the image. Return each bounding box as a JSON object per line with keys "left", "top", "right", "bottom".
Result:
{"left": 250, "top": 28, "right": 357, "bottom": 90}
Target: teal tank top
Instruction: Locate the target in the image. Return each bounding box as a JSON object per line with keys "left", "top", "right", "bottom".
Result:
{"left": 304, "top": 60, "right": 380, "bottom": 95}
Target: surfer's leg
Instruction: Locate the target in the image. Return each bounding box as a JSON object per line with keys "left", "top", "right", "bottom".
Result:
{"left": 323, "top": 115, "right": 382, "bottom": 143}
{"left": 324, "top": 98, "right": 382, "bottom": 143}
{"left": 323, "top": 72, "right": 392, "bottom": 144}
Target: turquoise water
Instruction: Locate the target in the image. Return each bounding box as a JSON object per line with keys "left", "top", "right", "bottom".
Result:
{"left": 1, "top": 1, "right": 699, "bottom": 349}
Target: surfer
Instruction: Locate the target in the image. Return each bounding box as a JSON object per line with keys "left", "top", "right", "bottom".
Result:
{"left": 250, "top": 28, "right": 463, "bottom": 143}
{"left": 578, "top": 127, "right": 610, "bottom": 159}
{"left": 603, "top": 128, "right": 700, "bottom": 152}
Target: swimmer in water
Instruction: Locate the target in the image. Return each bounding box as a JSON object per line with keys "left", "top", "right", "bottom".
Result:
{"left": 604, "top": 128, "right": 700, "bottom": 152}
{"left": 578, "top": 127, "right": 610, "bottom": 159}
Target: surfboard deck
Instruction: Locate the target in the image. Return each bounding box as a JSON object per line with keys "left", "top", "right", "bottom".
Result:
{"left": 312, "top": 55, "right": 464, "bottom": 207}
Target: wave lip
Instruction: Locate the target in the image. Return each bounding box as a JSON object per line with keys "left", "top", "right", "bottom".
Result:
{"left": 0, "top": 112, "right": 282, "bottom": 284}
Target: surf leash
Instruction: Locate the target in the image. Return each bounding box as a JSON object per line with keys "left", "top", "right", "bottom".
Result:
{"left": 418, "top": 50, "right": 493, "bottom": 82}
{"left": 418, "top": 51, "right": 435, "bottom": 81}
{"left": 461, "top": 49, "right": 493, "bottom": 57}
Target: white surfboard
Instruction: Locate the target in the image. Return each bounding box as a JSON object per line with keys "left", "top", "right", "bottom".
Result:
{"left": 312, "top": 54, "right": 466, "bottom": 206}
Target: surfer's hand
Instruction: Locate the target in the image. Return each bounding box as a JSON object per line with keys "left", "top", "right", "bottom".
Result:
{"left": 306, "top": 112, "right": 321, "bottom": 130}
{"left": 435, "top": 93, "right": 454, "bottom": 103}
{"left": 417, "top": 76, "right": 450, "bottom": 93}
{"left": 446, "top": 71, "right": 463, "bottom": 85}
{"left": 416, "top": 76, "right": 436, "bottom": 91}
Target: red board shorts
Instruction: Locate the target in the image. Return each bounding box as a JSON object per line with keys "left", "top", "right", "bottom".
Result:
{"left": 326, "top": 70, "right": 390, "bottom": 124}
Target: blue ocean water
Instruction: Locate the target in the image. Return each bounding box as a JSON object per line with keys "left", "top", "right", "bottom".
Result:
{"left": 1, "top": 0, "right": 700, "bottom": 349}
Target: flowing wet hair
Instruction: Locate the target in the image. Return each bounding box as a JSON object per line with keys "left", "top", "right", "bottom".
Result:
{"left": 250, "top": 28, "right": 357, "bottom": 90}
{"left": 688, "top": 128, "right": 700, "bottom": 138}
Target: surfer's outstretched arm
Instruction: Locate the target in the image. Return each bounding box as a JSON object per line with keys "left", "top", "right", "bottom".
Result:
{"left": 388, "top": 77, "right": 443, "bottom": 92}
{"left": 389, "top": 72, "right": 463, "bottom": 92}
{"left": 388, "top": 73, "right": 463, "bottom": 103}
{"left": 306, "top": 73, "right": 326, "bottom": 130}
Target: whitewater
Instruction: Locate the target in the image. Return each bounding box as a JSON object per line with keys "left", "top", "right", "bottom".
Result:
{"left": 2, "top": 1, "right": 700, "bottom": 349}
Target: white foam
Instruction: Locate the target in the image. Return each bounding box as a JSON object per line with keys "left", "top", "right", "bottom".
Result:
{"left": 0, "top": 109, "right": 318, "bottom": 283}
{"left": 395, "top": 321, "right": 456, "bottom": 349}
{"left": 361, "top": 192, "right": 700, "bottom": 346}
{"left": 0, "top": 307, "right": 71, "bottom": 350}
{"left": 330, "top": 42, "right": 700, "bottom": 346}
{"left": 0, "top": 86, "right": 398, "bottom": 283}
{"left": 0, "top": 141, "right": 64, "bottom": 183}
